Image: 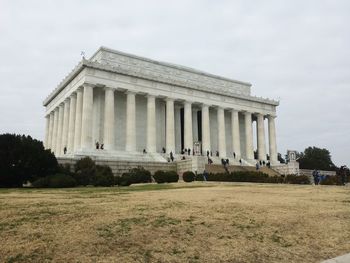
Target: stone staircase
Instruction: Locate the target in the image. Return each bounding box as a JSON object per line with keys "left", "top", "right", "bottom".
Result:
{"left": 205, "top": 164, "right": 281, "bottom": 177}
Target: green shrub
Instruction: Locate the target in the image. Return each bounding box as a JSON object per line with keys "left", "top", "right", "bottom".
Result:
{"left": 320, "top": 175, "right": 339, "bottom": 185}
{"left": 166, "top": 171, "right": 179, "bottom": 183}
{"left": 119, "top": 173, "right": 132, "bottom": 186}
{"left": 195, "top": 174, "right": 204, "bottom": 181}
{"left": 74, "top": 157, "right": 96, "bottom": 186}
{"left": 128, "top": 167, "right": 152, "bottom": 184}
{"left": 92, "top": 165, "right": 114, "bottom": 186}
{"left": 116, "top": 167, "right": 152, "bottom": 186}
{"left": 33, "top": 174, "right": 76, "bottom": 188}
{"left": 285, "top": 174, "right": 310, "bottom": 184}
{"left": 183, "top": 171, "right": 195, "bottom": 182}
{"left": 153, "top": 170, "right": 179, "bottom": 183}
{"left": 153, "top": 170, "right": 166, "bottom": 184}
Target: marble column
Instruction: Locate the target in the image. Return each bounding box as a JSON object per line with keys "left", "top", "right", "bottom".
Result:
{"left": 147, "top": 95, "right": 156, "bottom": 153}
{"left": 56, "top": 103, "right": 64, "bottom": 155}
{"left": 52, "top": 108, "right": 59, "bottom": 153}
{"left": 61, "top": 99, "right": 70, "bottom": 153}
{"left": 192, "top": 108, "right": 198, "bottom": 142}
{"left": 217, "top": 107, "right": 226, "bottom": 157}
{"left": 44, "top": 115, "right": 50, "bottom": 149}
{"left": 67, "top": 94, "right": 76, "bottom": 153}
{"left": 81, "top": 84, "right": 94, "bottom": 150}
{"left": 48, "top": 112, "right": 54, "bottom": 150}
{"left": 184, "top": 101, "right": 193, "bottom": 151}
{"left": 125, "top": 91, "right": 136, "bottom": 151}
{"left": 257, "top": 113, "right": 267, "bottom": 161}
{"left": 201, "top": 104, "right": 211, "bottom": 153}
{"left": 104, "top": 88, "right": 115, "bottom": 150}
{"left": 174, "top": 106, "right": 182, "bottom": 154}
{"left": 244, "top": 111, "right": 254, "bottom": 160}
{"left": 231, "top": 109, "right": 241, "bottom": 159}
{"left": 74, "top": 88, "right": 83, "bottom": 151}
{"left": 268, "top": 115, "right": 278, "bottom": 164}
{"left": 165, "top": 98, "right": 175, "bottom": 154}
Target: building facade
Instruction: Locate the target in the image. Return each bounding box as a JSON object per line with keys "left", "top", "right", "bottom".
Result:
{"left": 43, "top": 47, "right": 279, "bottom": 165}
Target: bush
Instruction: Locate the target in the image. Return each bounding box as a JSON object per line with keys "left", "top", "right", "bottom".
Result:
{"left": 195, "top": 174, "right": 204, "bottom": 181}
{"left": 74, "top": 157, "right": 96, "bottom": 186}
{"left": 205, "top": 171, "right": 270, "bottom": 183}
{"left": 128, "top": 167, "right": 152, "bottom": 184}
{"left": 183, "top": 171, "right": 195, "bottom": 182}
{"left": 153, "top": 170, "right": 179, "bottom": 183}
{"left": 0, "top": 134, "right": 58, "bottom": 187}
{"left": 32, "top": 174, "right": 76, "bottom": 188}
{"left": 119, "top": 173, "right": 132, "bottom": 186}
{"left": 117, "top": 167, "right": 152, "bottom": 186}
{"left": 320, "top": 175, "right": 339, "bottom": 185}
{"left": 285, "top": 174, "right": 310, "bottom": 184}
{"left": 153, "top": 170, "right": 166, "bottom": 184}
{"left": 166, "top": 171, "right": 179, "bottom": 183}
{"left": 92, "top": 165, "right": 115, "bottom": 186}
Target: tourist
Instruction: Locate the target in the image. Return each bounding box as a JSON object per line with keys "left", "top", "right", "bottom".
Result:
{"left": 216, "top": 151, "right": 219, "bottom": 157}
{"left": 162, "top": 147, "right": 166, "bottom": 153}
{"left": 184, "top": 148, "right": 187, "bottom": 154}
{"left": 206, "top": 150, "right": 210, "bottom": 157}
{"left": 256, "top": 162, "right": 260, "bottom": 170}
{"left": 259, "top": 160, "right": 262, "bottom": 166}
{"left": 143, "top": 149, "right": 147, "bottom": 154}
{"left": 63, "top": 146, "right": 67, "bottom": 154}
{"left": 188, "top": 148, "right": 191, "bottom": 155}
{"left": 239, "top": 159, "right": 242, "bottom": 165}
{"left": 263, "top": 160, "right": 266, "bottom": 166}
{"left": 181, "top": 156, "right": 186, "bottom": 160}
{"left": 340, "top": 166, "right": 347, "bottom": 185}
{"left": 267, "top": 161, "right": 271, "bottom": 168}
{"left": 203, "top": 170, "right": 208, "bottom": 181}
{"left": 210, "top": 151, "right": 213, "bottom": 157}
{"left": 226, "top": 159, "right": 229, "bottom": 165}
{"left": 95, "top": 142, "right": 99, "bottom": 149}
{"left": 170, "top": 151, "right": 174, "bottom": 162}
{"left": 100, "top": 143, "right": 104, "bottom": 150}
{"left": 233, "top": 152, "right": 236, "bottom": 159}
{"left": 312, "top": 169, "right": 318, "bottom": 185}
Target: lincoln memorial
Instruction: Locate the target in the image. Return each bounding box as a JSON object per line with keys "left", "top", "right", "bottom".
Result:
{"left": 43, "top": 47, "right": 279, "bottom": 167}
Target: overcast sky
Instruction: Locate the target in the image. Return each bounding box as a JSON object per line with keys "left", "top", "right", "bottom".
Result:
{"left": 1, "top": 0, "right": 349, "bottom": 166}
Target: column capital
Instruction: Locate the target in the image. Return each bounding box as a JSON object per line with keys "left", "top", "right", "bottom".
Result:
{"left": 231, "top": 108, "right": 240, "bottom": 113}
{"left": 146, "top": 94, "right": 156, "bottom": 99}
{"left": 70, "top": 92, "right": 77, "bottom": 98}
{"left": 267, "top": 114, "right": 277, "bottom": 119}
{"left": 104, "top": 86, "right": 116, "bottom": 92}
{"left": 125, "top": 90, "right": 136, "bottom": 95}
{"left": 165, "top": 97, "right": 175, "bottom": 102}
{"left": 82, "top": 82, "right": 95, "bottom": 88}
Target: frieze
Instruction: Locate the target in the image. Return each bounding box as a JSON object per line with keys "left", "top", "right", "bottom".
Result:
{"left": 97, "top": 50, "right": 251, "bottom": 97}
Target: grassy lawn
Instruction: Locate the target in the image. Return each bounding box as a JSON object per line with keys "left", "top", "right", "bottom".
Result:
{"left": 0, "top": 182, "right": 349, "bottom": 263}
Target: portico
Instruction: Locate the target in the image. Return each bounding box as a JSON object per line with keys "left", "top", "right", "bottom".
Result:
{"left": 43, "top": 47, "right": 279, "bottom": 165}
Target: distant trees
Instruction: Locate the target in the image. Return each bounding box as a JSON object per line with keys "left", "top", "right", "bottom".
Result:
{"left": 298, "top": 146, "right": 336, "bottom": 171}
{"left": 0, "top": 134, "right": 58, "bottom": 187}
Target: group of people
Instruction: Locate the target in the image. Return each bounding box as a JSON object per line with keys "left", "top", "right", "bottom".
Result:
{"left": 255, "top": 160, "right": 270, "bottom": 170}
{"left": 95, "top": 142, "right": 104, "bottom": 150}
{"left": 181, "top": 148, "right": 193, "bottom": 155}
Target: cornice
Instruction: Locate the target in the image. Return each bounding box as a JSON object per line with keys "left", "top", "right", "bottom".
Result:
{"left": 43, "top": 51, "right": 279, "bottom": 107}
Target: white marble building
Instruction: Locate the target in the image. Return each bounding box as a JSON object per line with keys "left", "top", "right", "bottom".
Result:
{"left": 43, "top": 47, "right": 279, "bottom": 165}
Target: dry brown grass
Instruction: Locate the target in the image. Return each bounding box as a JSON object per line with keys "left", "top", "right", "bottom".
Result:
{"left": 0, "top": 182, "right": 349, "bottom": 263}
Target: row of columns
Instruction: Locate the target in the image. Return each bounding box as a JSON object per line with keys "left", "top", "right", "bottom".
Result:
{"left": 45, "top": 84, "right": 278, "bottom": 163}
